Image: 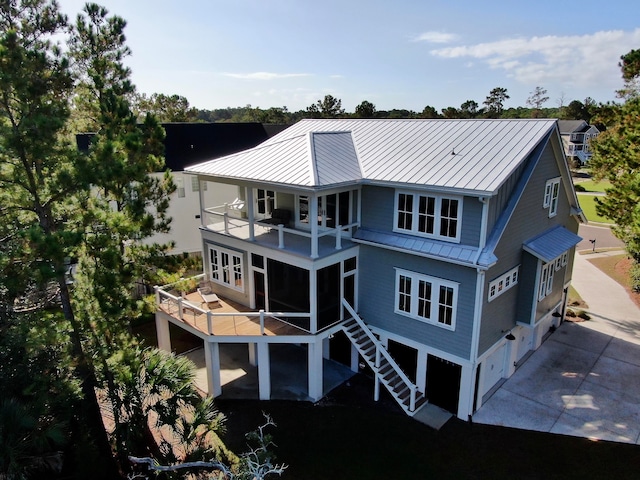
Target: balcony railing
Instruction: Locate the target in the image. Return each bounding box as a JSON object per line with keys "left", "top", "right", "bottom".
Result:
{"left": 202, "top": 203, "right": 357, "bottom": 258}
{"left": 155, "top": 284, "right": 312, "bottom": 336}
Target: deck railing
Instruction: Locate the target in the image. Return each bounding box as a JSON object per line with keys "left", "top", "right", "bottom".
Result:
{"left": 203, "top": 205, "right": 357, "bottom": 258}
{"left": 155, "top": 286, "right": 312, "bottom": 335}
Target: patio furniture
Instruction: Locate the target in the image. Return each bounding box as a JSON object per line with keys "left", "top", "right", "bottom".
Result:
{"left": 261, "top": 208, "right": 291, "bottom": 227}
{"left": 198, "top": 286, "right": 221, "bottom": 308}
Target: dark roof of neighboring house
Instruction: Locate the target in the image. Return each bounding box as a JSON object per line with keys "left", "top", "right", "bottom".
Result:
{"left": 76, "top": 122, "right": 288, "bottom": 172}
{"left": 557, "top": 120, "right": 587, "bottom": 134}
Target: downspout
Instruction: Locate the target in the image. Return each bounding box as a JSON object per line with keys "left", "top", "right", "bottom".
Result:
{"left": 468, "top": 196, "right": 489, "bottom": 416}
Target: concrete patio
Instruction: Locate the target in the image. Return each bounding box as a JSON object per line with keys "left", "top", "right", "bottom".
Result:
{"left": 473, "top": 249, "right": 640, "bottom": 444}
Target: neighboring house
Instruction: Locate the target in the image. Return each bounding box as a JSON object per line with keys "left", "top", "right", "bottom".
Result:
{"left": 76, "top": 122, "right": 287, "bottom": 253}
{"left": 155, "top": 119, "right": 585, "bottom": 420}
{"left": 558, "top": 120, "right": 600, "bottom": 166}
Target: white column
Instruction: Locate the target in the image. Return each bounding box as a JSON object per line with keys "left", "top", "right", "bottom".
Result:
{"left": 322, "top": 336, "right": 331, "bottom": 359}
{"left": 257, "top": 342, "right": 271, "bottom": 400}
{"left": 457, "top": 363, "right": 474, "bottom": 420}
{"left": 309, "top": 267, "right": 317, "bottom": 333}
{"left": 246, "top": 187, "right": 255, "bottom": 241}
{"left": 204, "top": 341, "right": 222, "bottom": 397}
{"left": 416, "top": 349, "right": 428, "bottom": 393}
{"left": 155, "top": 313, "right": 171, "bottom": 352}
{"left": 350, "top": 342, "right": 359, "bottom": 372}
{"left": 310, "top": 194, "right": 319, "bottom": 258}
{"left": 248, "top": 342, "right": 258, "bottom": 366}
{"left": 308, "top": 341, "right": 324, "bottom": 401}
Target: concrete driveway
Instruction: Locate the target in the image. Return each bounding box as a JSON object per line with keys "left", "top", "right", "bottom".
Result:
{"left": 473, "top": 248, "right": 640, "bottom": 443}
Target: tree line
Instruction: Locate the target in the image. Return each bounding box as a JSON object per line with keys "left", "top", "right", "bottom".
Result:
{"left": 133, "top": 88, "right": 602, "bottom": 126}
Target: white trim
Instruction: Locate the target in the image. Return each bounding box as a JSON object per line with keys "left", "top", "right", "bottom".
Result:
{"left": 544, "top": 177, "right": 561, "bottom": 217}
{"left": 393, "top": 190, "right": 463, "bottom": 243}
{"left": 393, "top": 268, "right": 458, "bottom": 331}
{"left": 208, "top": 245, "right": 245, "bottom": 292}
{"left": 488, "top": 265, "right": 520, "bottom": 302}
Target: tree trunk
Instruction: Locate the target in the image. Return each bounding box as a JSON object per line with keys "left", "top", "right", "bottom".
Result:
{"left": 57, "top": 277, "right": 124, "bottom": 479}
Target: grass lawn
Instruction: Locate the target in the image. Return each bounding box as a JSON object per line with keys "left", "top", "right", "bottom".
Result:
{"left": 574, "top": 178, "right": 611, "bottom": 192}
{"left": 217, "top": 374, "right": 640, "bottom": 479}
{"left": 577, "top": 194, "right": 614, "bottom": 224}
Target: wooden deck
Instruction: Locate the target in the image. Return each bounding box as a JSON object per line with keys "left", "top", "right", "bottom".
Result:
{"left": 158, "top": 290, "right": 309, "bottom": 337}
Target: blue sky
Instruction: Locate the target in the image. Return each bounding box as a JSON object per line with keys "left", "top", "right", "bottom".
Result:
{"left": 58, "top": 0, "right": 640, "bottom": 113}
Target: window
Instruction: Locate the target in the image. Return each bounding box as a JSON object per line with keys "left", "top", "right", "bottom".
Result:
{"left": 394, "top": 269, "right": 458, "bottom": 330}
{"left": 209, "top": 246, "right": 244, "bottom": 291}
{"left": 538, "top": 261, "right": 556, "bottom": 301}
{"left": 255, "top": 189, "right": 275, "bottom": 215}
{"left": 395, "top": 191, "right": 461, "bottom": 242}
{"left": 191, "top": 176, "right": 207, "bottom": 192}
{"left": 176, "top": 177, "right": 185, "bottom": 198}
{"left": 488, "top": 266, "right": 520, "bottom": 302}
{"left": 543, "top": 178, "right": 560, "bottom": 217}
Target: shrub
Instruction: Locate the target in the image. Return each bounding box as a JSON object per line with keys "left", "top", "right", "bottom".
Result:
{"left": 574, "top": 183, "right": 586, "bottom": 192}
{"left": 566, "top": 309, "right": 576, "bottom": 317}
{"left": 576, "top": 310, "right": 591, "bottom": 320}
{"left": 631, "top": 262, "right": 640, "bottom": 293}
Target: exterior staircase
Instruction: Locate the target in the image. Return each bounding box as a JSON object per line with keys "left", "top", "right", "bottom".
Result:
{"left": 341, "top": 301, "right": 427, "bottom": 416}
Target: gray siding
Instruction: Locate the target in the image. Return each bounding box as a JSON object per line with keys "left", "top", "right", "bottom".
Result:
{"left": 487, "top": 160, "right": 528, "bottom": 234}
{"left": 478, "top": 141, "right": 578, "bottom": 355}
{"left": 357, "top": 244, "right": 477, "bottom": 359}
{"left": 360, "top": 185, "right": 482, "bottom": 247}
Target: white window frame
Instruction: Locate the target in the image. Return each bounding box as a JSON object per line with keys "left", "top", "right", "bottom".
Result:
{"left": 393, "top": 191, "right": 462, "bottom": 243}
{"left": 538, "top": 260, "right": 558, "bottom": 301}
{"left": 208, "top": 245, "right": 244, "bottom": 292}
{"left": 175, "top": 176, "right": 185, "bottom": 198}
{"left": 394, "top": 268, "right": 458, "bottom": 330}
{"left": 254, "top": 188, "right": 276, "bottom": 218}
{"left": 191, "top": 176, "right": 207, "bottom": 192}
{"left": 488, "top": 265, "right": 520, "bottom": 302}
{"left": 544, "top": 178, "right": 560, "bottom": 217}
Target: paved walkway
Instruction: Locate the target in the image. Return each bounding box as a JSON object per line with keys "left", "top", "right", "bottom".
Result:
{"left": 473, "top": 249, "right": 640, "bottom": 444}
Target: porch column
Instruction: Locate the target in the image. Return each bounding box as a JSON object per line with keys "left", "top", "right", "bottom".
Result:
{"left": 308, "top": 341, "right": 324, "bottom": 401}
{"left": 350, "top": 342, "right": 359, "bottom": 373}
{"left": 416, "top": 349, "right": 428, "bottom": 393}
{"left": 257, "top": 342, "right": 271, "bottom": 400}
{"left": 248, "top": 342, "right": 258, "bottom": 366}
{"left": 246, "top": 187, "right": 255, "bottom": 241}
{"left": 310, "top": 194, "right": 319, "bottom": 259}
{"left": 309, "top": 267, "right": 317, "bottom": 334}
{"left": 155, "top": 313, "right": 171, "bottom": 352}
{"left": 322, "top": 336, "right": 330, "bottom": 359}
{"left": 204, "top": 341, "right": 222, "bottom": 397}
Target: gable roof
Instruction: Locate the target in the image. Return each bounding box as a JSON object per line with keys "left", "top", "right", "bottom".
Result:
{"left": 557, "top": 120, "right": 588, "bottom": 135}
{"left": 186, "top": 119, "right": 558, "bottom": 195}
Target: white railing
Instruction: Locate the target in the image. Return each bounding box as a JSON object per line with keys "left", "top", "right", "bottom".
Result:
{"left": 342, "top": 299, "right": 418, "bottom": 412}
{"left": 156, "top": 287, "right": 312, "bottom": 335}
{"left": 202, "top": 204, "right": 358, "bottom": 258}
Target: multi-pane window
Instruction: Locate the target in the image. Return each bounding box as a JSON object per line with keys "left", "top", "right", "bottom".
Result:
{"left": 209, "top": 246, "right": 244, "bottom": 291}
{"left": 488, "top": 266, "right": 520, "bottom": 302}
{"left": 394, "top": 269, "right": 458, "bottom": 330}
{"left": 538, "top": 260, "right": 557, "bottom": 301}
{"left": 191, "top": 176, "right": 207, "bottom": 192}
{"left": 256, "top": 189, "right": 275, "bottom": 215}
{"left": 543, "top": 178, "right": 560, "bottom": 217}
{"left": 395, "top": 191, "right": 461, "bottom": 241}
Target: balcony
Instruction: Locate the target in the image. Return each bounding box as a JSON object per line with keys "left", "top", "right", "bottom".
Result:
{"left": 201, "top": 203, "right": 358, "bottom": 259}
{"left": 155, "top": 276, "right": 312, "bottom": 340}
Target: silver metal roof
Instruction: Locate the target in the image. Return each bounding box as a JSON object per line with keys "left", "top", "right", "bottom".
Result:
{"left": 523, "top": 225, "right": 582, "bottom": 263}
{"left": 186, "top": 118, "right": 558, "bottom": 195}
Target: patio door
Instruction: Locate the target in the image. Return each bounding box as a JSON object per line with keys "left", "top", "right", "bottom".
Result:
{"left": 254, "top": 271, "right": 266, "bottom": 310}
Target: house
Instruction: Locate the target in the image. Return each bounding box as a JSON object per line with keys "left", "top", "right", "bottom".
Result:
{"left": 76, "top": 122, "right": 287, "bottom": 253}
{"left": 557, "top": 120, "right": 600, "bottom": 166}
{"left": 154, "top": 118, "right": 585, "bottom": 420}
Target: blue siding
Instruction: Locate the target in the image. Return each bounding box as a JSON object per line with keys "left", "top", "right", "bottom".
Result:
{"left": 357, "top": 244, "right": 477, "bottom": 359}
{"left": 361, "top": 185, "right": 482, "bottom": 247}
{"left": 479, "top": 140, "right": 579, "bottom": 355}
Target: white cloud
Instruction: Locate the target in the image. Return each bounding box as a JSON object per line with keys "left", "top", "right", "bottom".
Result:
{"left": 430, "top": 29, "right": 640, "bottom": 89}
{"left": 222, "top": 72, "right": 311, "bottom": 80}
{"left": 414, "top": 31, "right": 459, "bottom": 44}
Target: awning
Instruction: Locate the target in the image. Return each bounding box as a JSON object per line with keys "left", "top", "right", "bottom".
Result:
{"left": 523, "top": 225, "right": 582, "bottom": 263}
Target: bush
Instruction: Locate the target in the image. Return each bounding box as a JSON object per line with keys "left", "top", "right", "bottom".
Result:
{"left": 576, "top": 310, "right": 591, "bottom": 320}
{"left": 574, "top": 183, "right": 586, "bottom": 192}
{"left": 631, "top": 262, "right": 640, "bottom": 293}
{"left": 566, "top": 309, "right": 576, "bottom": 317}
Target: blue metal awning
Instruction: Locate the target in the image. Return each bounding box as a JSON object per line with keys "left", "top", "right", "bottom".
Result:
{"left": 523, "top": 225, "right": 582, "bottom": 263}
